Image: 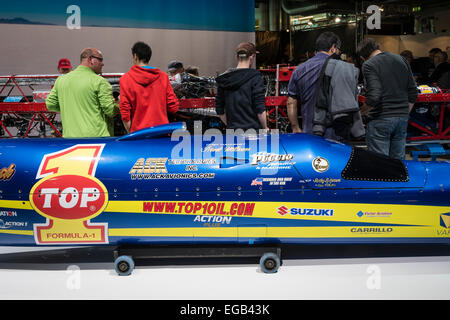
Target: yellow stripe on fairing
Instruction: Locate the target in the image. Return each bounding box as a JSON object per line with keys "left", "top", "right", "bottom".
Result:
{"left": 2, "top": 200, "right": 450, "bottom": 232}
{"left": 104, "top": 200, "right": 449, "bottom": 226}
{"left": 2, "top": 199, "right": 448, "bottom": 225}
{"left": 0, "top": 230, "right": 34, "bottom": 236}
{"left": 107, "top": 225, "right": 445, "bottom": 239}
{"left": 0, "top": 225, "right": 448, "bottom": 239}
{"left": 0, "top": 200, "right": 33, "bottom": 210}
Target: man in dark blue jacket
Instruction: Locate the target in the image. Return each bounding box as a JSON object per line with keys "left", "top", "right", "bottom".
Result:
{"left": 287, "top": 32, "right": 341, "bottom": 138}
{"left": 357, "top": 38, "right": 418, "bottom": 160}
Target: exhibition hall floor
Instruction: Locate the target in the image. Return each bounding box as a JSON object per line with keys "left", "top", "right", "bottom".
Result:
{"left": 0, "top": 245, "right": 449, "bottom": 300}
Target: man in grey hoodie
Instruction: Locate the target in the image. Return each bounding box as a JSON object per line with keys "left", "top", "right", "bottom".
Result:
{"left": 313, "top": 56, "right": 365, "bottom": 142}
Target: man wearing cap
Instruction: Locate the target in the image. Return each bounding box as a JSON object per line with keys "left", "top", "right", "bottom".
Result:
{"left": 57, "top": 58, "right": 72, "bottom": 74}
{"left": 46, "top": 48, "right": 118, "bottom": 137}
{"left": 168, "top": 60, "right": 184, "bottom": 77}
{"left": 167, "top": 60, "right": 184, "bottom": 89}
{"left": 215, "top": 42, "right": 268, "bottom": 131}
{"left": 120, "top": 42, "right": 179, "bottom": 133}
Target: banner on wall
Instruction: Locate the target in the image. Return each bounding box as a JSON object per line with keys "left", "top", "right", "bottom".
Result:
{"left": 0, "top": 0, "right": 254, "bottom": 32}
{"left": 0, "top": 0, "right": 256, "bottom": 76}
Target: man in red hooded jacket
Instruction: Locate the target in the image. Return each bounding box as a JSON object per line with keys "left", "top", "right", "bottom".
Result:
{"left": 119, "top": 41, "right": 179, "bottom": 133}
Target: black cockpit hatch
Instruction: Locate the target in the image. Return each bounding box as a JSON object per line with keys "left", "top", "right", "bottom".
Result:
{"left": 341, "top": 148, "right": 409, "bottom": 182}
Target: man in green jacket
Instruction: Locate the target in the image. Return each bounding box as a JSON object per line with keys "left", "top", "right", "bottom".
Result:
{"left": 46, "top": 48, "right": 118, "bottom": 138}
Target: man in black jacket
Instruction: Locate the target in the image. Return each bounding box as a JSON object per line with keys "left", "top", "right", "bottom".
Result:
{"left": 215, "top": 42, "right": 268, "bottom": 131}
{"left": 429, "top": 51, "right": 450, "bottom": 86}
{"left": 357, "top": 38, "right": 418, "bottom": 160}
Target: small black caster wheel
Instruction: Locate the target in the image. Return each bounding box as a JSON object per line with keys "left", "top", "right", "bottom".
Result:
{"left": 260, "top": 252, "right": 280, "bottom": 274}
{"left": 114, "top": 255, "right": 135, "bottom": 276}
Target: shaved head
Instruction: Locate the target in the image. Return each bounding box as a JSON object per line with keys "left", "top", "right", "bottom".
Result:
{"left": 80, "top": 47, "right": 104, "bottom": 74}
{"left": 80, "top": 48, "right": 102, "bottom": 62}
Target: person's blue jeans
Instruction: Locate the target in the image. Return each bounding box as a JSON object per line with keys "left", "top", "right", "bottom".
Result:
{"left": 366, "top": 116, "right": 409, "bottom": 160}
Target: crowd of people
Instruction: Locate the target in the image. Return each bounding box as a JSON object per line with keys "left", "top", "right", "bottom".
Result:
{"left": 400, "top": 47, "right": 450, "bottom": 88}
{"left": 45, "top": 35, "right": 447, "bottom": 161}
{"left": 46, "top": 41, "right": 268, "bottom": 139}
{"left": 286, "top": 32, "right": 420, "bottom": 160}
{"left": 47, "top": 44, "right": 181, "bottom": 138}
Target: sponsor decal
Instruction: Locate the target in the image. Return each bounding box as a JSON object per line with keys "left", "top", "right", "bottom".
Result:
{"left": 312, "top": 157, "right": 329, "bottom": 173}
{"left": 350, "top": 227, "right": 393, "bottom": 233}
{"left": 202, "top": 144, "right": 250, "bottom": 153}
{"left": 437, "top": 229, "right": 450, "bottom": 236}
{"left": 143, "top": 201, "right": 255, "bottom": 216}
{"left": 130, "top": 158, "right": 168, "bottom": 174}
{"left": 131, "top": 172, "right": 215, "bottom": 180}
{"left": 277, "top": 206, "right": 334, "bottom": 217}
{"left": 313, "top": 177, "right": 341, "bottom": 187}
{"left": 277, "top": 205, "right": 289, "bottom": 216}
{"left": 224, "top": 146, "right": 250, "bottom": 152}
{"left": 130, "top": 158, "right": 215, "bottom": 180}
{"left": 30, "top": 175, "right": 107, "bottom": 221}
{"left": 0, "top": 163, "right": 16, "bottom": 181}
{"left": 357, "top": 211, "right": 392, "bottom": 218}
{"left": 202, "top": 145, "right": 223, "bottom": 153}
{"left": 251, "top": 178, "right": 263, "bottom": 186}
{"left": 29, "top": 144, "right": 108, "bottom": 245}
{"left": 0, "top": 219, "right": 27, "bottom": 229}
{"left": 250, "top": 153, "right": 294, "bottom": 166}
{"left": 438, "top": 213, "right": 450, "bottom": 236}
{"left": 0, "top": 210, "right": 17, "bottom": 217}
{"left": 168, "top": 159, "right": 216, "bottom": 165}
{"left": 251, "top": 177, "right": 293, "bottom": 186}
{"left": 440, "top": 213, "right": 450, "bottom": 229}
{"left": 194, "top": 215, "right": 232, "bottom": 227}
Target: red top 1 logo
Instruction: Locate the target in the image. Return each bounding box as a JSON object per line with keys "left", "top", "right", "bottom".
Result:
{"left": 30, "top": 174, "right": 108, "bottom": 221}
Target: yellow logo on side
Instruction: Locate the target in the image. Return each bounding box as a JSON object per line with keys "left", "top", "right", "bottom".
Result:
{"left": 31, "top": 144, "right": 109, "bottom": 245}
